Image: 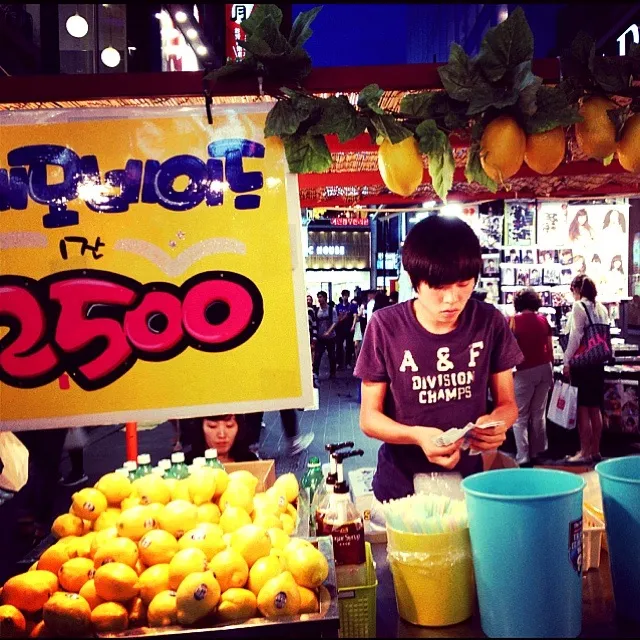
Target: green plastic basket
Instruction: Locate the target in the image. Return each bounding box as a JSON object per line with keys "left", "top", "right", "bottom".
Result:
{"left": 337, "top": 542, "right": 378, "bottom": 638}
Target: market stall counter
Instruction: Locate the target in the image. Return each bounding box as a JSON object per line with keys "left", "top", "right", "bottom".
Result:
{"left": 371, "top": 542, "right": 636, "bottom": 639}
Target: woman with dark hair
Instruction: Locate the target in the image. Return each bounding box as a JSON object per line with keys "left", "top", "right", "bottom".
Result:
{"left": 372, "top": 291, "right": 391, "bottom": 314}
{"left": 509, "top": 288, "right": 554, "bottom": 465}
{"left": 179, "top": 414, "right": 258, "bottom": 464}
{"left": 562, "top": 275, "right": 610, "bottom": 463}
{"left": 568, "top": 209, "right": 594, "bottom": 244}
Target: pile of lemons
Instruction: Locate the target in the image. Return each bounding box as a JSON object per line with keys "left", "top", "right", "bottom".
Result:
{"left": 0, "top": 468, "right": 330, "bottom": 637}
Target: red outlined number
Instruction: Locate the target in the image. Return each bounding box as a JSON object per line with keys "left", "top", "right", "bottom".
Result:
{"left": 0, "top": 270, "right": 264, "bottom": 391}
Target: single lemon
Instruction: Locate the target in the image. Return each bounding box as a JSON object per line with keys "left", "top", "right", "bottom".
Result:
{"left": 273, "top": 473, "right": 299, "bottom": 503}
{"left": 0, "top": 604, "right": 27, "bottom": 638}
{"left": 168, "top": 548, "right": 208, "bottom": 591}
{"left": 71, "top": 488, "right": 108, "bottom": 522}
{"left": 93, "top": 562, "right": 139, "bottom": 602}
{"left": 37, "top": 544, "right": 74, "bottom": 574}
{"left": 167, "top": 478, "right": 191, "bottom": 502}
{"left": 256, "top": 571, "right": 301, "bottom": 619}
{"left": 116, "top": 505, "right": 158, "bottom": 541}
{"left": 51, "top": 513, "right": 84, "bottom": 539}
{"left": 89, "top": 527, "right": 118, "bottom": 559}
{"left": 227, "top": 471, "right": 259, "bottom": 496}
{"left": 1, "top": 571, "right": 58, "bottom": 614}
{"left": 196, "top": 503, "right": 221, "bottom": 525}
{"left": 178, "top": 528, "right": 226, "bottom": 561}
{"left": 175, "top": 571, "right": 221, "bottom": 625}
{"left": 91, "top": 601, "right": 129, "bottom": 633}
{"left": 280, "top": 513, "right": 296, "bottom": 535}
{"left": 215, "top": 588, "right": 257, "bottom": 622}
{"left": 265, "top": 487, "right": 289, "bottom": 514}
{"left": 230, "top": 524, "right": 272, "bottom": 568}
{"left": 194, "top": 522, "right": 224, "bottom": 538}
{"left": 147, "top": 590, "right": 178, "bottom": 628}
{"left": 219, "top": 505, "right": 252, "bottom": 535}
{"left": 157, "top": 500, "right": 198, "bottom": 539}
{"left": 267, "top": 528, "right": 290, "bottom": 550}
{"left": 138, "top": 564, "right": 171, "bottom": 606}
{"left": 120, "top": 496, "right": 141, "bottom": 511}
{"left": 42, "top": 592, "right": 91, "bottom": 636}
{"left": 93, "top": 536, "right": 139, "bottom": 569}
{"left": 285, "top": 544, "right": 329, "bottom": 589}
{"left": 187, "top": 468, "right": 217, "bottom": 506}
{"left": 95, "top": 473, "right": 132, "bottom": 506}
{"left": 138, "top": 529, "right": 179, "bottom": 566}
{"left": 132, "top": 475, "right": 171, "bottom": 506}
{"left": 57, "top": 557, "right": 95, "bottom": 593}
{"left": 211, "top": 469, "right": 229, "bottom": 499}
{"left": 208, "top": 548, "right": 249, "bottom": 593}
{"left": 78, "top": 579, "right": 105, "bottom": 610}
{"left": 247, "top": 554, "right": 283, "bottom": 597}
{"left": 298, "top": 586, "right": 319, "bottom": 614}
{"left": 218, "top": 484, "right": 253, "bottom": 514}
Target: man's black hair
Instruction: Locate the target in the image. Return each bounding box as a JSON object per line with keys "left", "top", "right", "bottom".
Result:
{"left": 341, "top": 289, "right": 350, "bottom": 297}
{"left": 402, "top": 215, "right": 482, "bottom": 290}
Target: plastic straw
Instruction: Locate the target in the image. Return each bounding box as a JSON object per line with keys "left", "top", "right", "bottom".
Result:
{"left": 382, "top": 493, "right": 468, "bottom": 534}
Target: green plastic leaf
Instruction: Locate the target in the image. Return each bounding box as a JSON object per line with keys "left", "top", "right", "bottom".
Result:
{"left": 265, "top": 98, "right": 315, "bottom": 137}
{"left": 607, "top": 106, "right": 631, "bottom": 142}
{"left": 428, "top": 142, "right": 456, "bottom": 203}
{"left": 208, "top": 59, "right": 256, "bottom": 83}
{"left": 510, "top": 61, "right": 543, "bottom": 116}
{"left": 357, "top": 84, "right": 385, "bottom": 114}
{"left": 240, "top": 4, "right": 283, "bottom": 37}
{"left": 438, "top": 44, "right": 483, "bottom": 103}
{"left": 238, "top": 34, "right": 274, "bottom": 57}
{"left": 592, "top": 56, "right": 632, "bottom": 94}
{"left": 477, "top": 7, "right": 534, "bottom": 82}
{"left": 465, "top": 145, "right": 498, "bottom": 193}
{"left": 570, "top": 31, "right": 596, "bottom": 71}
{"left": 289, "top": 6, "right": 322, "bottom": 48}
{"left": 467, "top": 84, "right": 519, "bottom": 115}
{"left": 523, "top": 85, "right": 582, "bottom": 134}
{"left": 400, "top": 92, "right": 436, "bottom": 118}
{"left": 369, "top": 114, "right": 413, "bottom": 144}
{"left": 415, "top": 119, "right": 447, "bottom": 155}
{"left": 307, "top": 96, "right": 367, "bottom": 143}
{"left": 603, "top": 153, "right": 614, "bottom": 167}
{"left": 283, "top": 133, "right": 333, "bottom": 173}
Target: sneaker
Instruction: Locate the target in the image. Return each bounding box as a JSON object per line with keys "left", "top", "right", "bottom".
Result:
{"left": 59, "top": 472, "right": 89, "bottom": 487}
{"left": 287, "top": 433, "right": 314, "bottom": 456}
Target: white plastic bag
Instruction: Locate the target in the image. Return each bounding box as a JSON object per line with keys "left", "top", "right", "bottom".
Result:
{"left": 547, "top": 381, "right": 578, "bottom": 430}
{"left": 0, "top": 431, "right": 29, "bottom": 492}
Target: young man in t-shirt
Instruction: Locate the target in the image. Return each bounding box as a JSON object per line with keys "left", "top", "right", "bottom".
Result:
{"left": 354, "top": 215, "right": 523, "bottom": 502}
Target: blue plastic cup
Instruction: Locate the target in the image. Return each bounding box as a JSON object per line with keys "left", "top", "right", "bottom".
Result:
{"left": 595, "top": 456, "right": 640, "bottom": 623}
{"left": 462, "top": 469, "right": 585, "bottom": 638}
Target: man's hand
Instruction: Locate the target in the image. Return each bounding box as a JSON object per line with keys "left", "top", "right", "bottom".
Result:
{"left": 469, "top": 415, "right": 509, "bottom": 451}
{"left": 321, "top": 331, "right": 331, "bottom": 339}
{"left": 412, "top": 426, "right": 462, "bottom": 470}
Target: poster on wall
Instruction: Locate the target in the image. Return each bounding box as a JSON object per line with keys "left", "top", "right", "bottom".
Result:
{"left": 537, "top": 201, "right": 569, "bottom": 246}
{"left": 478, "top": 212, "right": 503, "bottom": 250}
{"left": 0, "top": 105, "right": 313, "bottom": 430}
{"left": 565, "top": 203, "right": 629, "bottom": 300}
{"left": 505, "top": 200, "right": 536, "bottom": 246}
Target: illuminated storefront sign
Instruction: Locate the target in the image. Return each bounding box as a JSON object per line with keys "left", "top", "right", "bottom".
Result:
{"left": 306, "top": 230, "right": 370, "bottom": 270}
{"left": 225, "top": 4, "right": 254, "bottom": 61}
{"left": 618, "top": 24, "right": 639, "bottom": 56}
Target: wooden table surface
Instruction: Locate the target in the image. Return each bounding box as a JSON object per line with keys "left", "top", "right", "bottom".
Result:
{"left": 372, "top": 543, "right": 638, "bottom": 638}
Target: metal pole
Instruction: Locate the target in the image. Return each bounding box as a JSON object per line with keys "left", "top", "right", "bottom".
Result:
{"left": 125, "top": 422, "right": 138, "bottom": 461}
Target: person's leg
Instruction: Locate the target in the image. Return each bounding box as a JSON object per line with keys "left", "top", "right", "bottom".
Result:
{"left": 335, "top": 328, "right": 345, "bottom": 370}
{"left": 588, "top": 407, "right": 604, "bottom": 458}
{"left": 512, "top": 369, "right": 536, "bottom": 465}
{"left": 313, "top": 339, "right": 326, "bottom": 376}
{"left": 327, "top": 338, "right": 337, "bottom": 378}
{"left": 281, "top": 409, "right": 314, "bottom": 455}
{"left": 528, "top": 365, "right": 553, "bottom": 459}
{"left": 345, "top": 331, "right": 355, "bottom": 368}
{"left": 69, "top": 448, "right": 85, "bottom": 476}
{"left": 575, "top": 406, "right": 593, "bottom": 458}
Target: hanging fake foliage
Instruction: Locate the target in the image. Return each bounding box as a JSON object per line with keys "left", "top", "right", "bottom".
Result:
{"left": 206, "top": 5, "right": 640, "bottom": 201}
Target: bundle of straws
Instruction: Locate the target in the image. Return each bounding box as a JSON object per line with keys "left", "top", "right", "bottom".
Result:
{"left": 382, "top": 493, "right": 468, "bottom": 534}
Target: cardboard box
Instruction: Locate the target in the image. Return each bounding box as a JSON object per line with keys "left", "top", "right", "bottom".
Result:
{"left": 224, "top": 459, "right": 276, "bottom": 492}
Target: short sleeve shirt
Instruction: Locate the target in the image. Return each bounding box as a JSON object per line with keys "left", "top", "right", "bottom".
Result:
{"left": 316, "top": 306, "right": 338, "bottom": 339}
{"left": 354, "top": 299, "right": 523, "bottom": 501}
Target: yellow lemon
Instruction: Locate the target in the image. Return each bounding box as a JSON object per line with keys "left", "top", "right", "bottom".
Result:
{"left": 71, "top": 488, "right": 108, "bottom": 522}
{"left": 89, "top": 527, "right": 118, "bottom": 559}
{"left": 138, "top": 564, "right": 171, "bottom": 606}
{"left": 93, "top": 508, "right": 120, "bottom": 533}
{"left": 178, "top": 528, "right": 226, "bottom": 561}
{"left": 132, "top": 475, "right": 171, "bottom": 506}
{"left": 187, "top": 468, "right": 217, "bottom": 506}
{"left": 147, "top": 590, "right": 178, "bottom": 628}
{"left": 0, "top": 604, "right": 26, "bottom": 638}
{"left": 208, "top": 548, "right": 249, "bottom": 593}
{"left": 168, "top": 548, "right": 208, "bottom": 591}
{"left": 265, "top": 487, "right": 289, "bottom": 514}
{"left": 93, "top": 563, "right": 139, "bottom": 602}
{"left": 145, "top": 502, "right": 166, "bottom": 519}
{"left": 57, "top": 557, "right": 95, "bottom": 593}
{"left": 93, "top": 536, "right": 139, "bottom": 569}
{"left": 116, "top": 505, "right": 158, "bottom": 541}
{"left": 196, "top": 503, "right": 221, "bottom": 525}
{"left": 90, "top": 601, "right": 128, "bottom": 633}
{"left": 218, "top": 484, "right": 253, "bottom": 514}
{"left": 267, "top": 528, "right": 290, "bottom": 550}
{"left": 37, "top": 544, "right": 74, "bottom": 575}
{"left": 377, "top": 136, "right": 423, "bottom": 197}
{"left": 298, "top": 586, "right": 319, "bottom": 614}
{"left": 51, "top": 514, "right": 84, "bottom": 539}
{"left": 253, "top": 513, "right": 283, "bottom": 531}
{"left": 1, "top": 571, "right": 58, "bottom": 614}
{"left": 247, "top": 554, "right": 283, "bottom": 597}
{"left": 194, "top": 522, "right": 224, "bottom": 538}
{"left": 211, "top": 469, "right": 229, "bottom": 499}
{"left": 42, "top": 592, "right": 91, "bottom": 636}
{"left": 280, "top": 513, "right": 296, "bottom": 535}
{"left": 253, "top": 493, "right": 281, "bottom": 518}
{"left": 256, "top": 571, "right": 301, "bottom": 619}
{"left": 227, "top": 471, "right": 259, "bottom": 496}
{"left": 95, "top": 472, "right": 132, "bottom": 506}
{"left": 78, "top": 579, "right": 105, "bottom": 610}
{"left": 175, "top": 571, "right": 221, "bottom": 625}
{"left": 273, "top": 473, "right": 299, "bottom": 503}
{"left": 138, "top": 529, "right": 179, "bottom": 566}
{"left": 575, "top": 96, "right": 617, "bottom": 160}
{"left": 157, "top": 500, "right": 198, "bottom": 539}
{"left": 219, "top": 505, "right": 252, "bottom": 534}
{"left": 230, "top": 524, "right": 272, "bottom": 568}
{"left": 75, "top": 533, "right": 96, "bottom": 558}
{"left": 617, "top": 112, "right": 640, "bottom": 173}
{"left": 480, "top": 115, "right": 526, "bottom": 183}
{"left": 120, "top": 496, "right": 141, "bottom": 511}
{"left": 223, "top": 533, "right": 232, "bottom": 547}
{"left": 285, "top": 544, "right": 329, "bottom": 589}
{"left": 167, "top": 478, "right": 191, "bottom": 502}
{"left": 215, "top": 588, "right": 257, "bottom": 622}
{"left": 524, "top": 127, "right": 566, "bottom": 175}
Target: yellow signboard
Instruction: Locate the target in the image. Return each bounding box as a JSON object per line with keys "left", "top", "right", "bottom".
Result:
{"left": 0, "top": 105, "right": 313, "bottom": 430}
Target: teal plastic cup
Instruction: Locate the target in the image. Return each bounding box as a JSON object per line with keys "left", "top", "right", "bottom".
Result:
{"left": 595, "top": 456, "right": 640, "bottom": 623}
{"left": 462, "top": 469, "right": 585, "bottom": 638}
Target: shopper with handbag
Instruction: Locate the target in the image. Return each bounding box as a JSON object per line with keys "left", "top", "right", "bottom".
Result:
{"left": 562, "top": 275, "right": 611, "bottom": 464}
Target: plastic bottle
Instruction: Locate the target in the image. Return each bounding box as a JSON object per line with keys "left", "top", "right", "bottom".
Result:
{"left": 114, "top": 467, "right": 129, "bottom": 478}
{"left": 301, "top": 457, "right": 324, "bottom": 535}
{"left": 169, "top": 452, "right": 189, "bottom": 479}
{"left": 135, "top": 454, "right": 153, "bottom": 478}
{"left": 156, "top": 459, "right": 171, "bottom": 478}
{"left": 205, "top": 448, "right": 225, "bottom": 470}
{"left": 313, "top": 441, "right": 354, "bottom": 528}
{"left": 123, "top": 460, "right": 138, "bottom": 482}
{"left": 317, "top": 449, "right": 367, "bottom": 588}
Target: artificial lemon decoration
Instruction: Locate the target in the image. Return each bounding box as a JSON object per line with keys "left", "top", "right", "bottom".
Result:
{"left": 208, "top": 548, "right": 249, "bottom": 593}
{"left": 616, "top": 112, "right": 640, "bottom": 173}
{"left": 480, "top": 115, "right": 526, "bottom": 183}
{"left": 175, "top": 571, "right": 221, "bottom": 625}
{"left": 575, "top": 96, "right": 617, "bottom": 159}
{"left": 524, "top": 127, "right": 566, "bottom": 174}
{"left": 377, "top": 136, "right": 423, "bottom": 197}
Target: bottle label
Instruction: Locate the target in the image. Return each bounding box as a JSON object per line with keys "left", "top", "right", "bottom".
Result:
{"left": 331, "top": 521, "right": 366, "bottom": 565}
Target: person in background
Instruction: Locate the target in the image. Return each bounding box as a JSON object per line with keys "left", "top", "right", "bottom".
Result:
{"left": 563, "top": 275, "right": 610, "bottom": 464}
{"left": 307, "top": 297, "right": 318, "bottom": 386}
{"left": 372, "top": 290, "right": 391, "bottom": 314}
{"left": 353, "top": 291, "right": 367, "bottom": 364}
{"left": 335, "top": 289, "right": 358, "bottom": 370}
{"left": 509, "top": 288, "right": 553, "bottom": 466}
{"left": 180, "top": 414, "right": 258, "bottom": 464}
{"left": 313, "top": 290, "right": 338, "bottom": 380}
{"left": 59, "top": 427, "right": 89, "bottom": 487}
{"left": 244, "top": 410, "right": 314, "bottom": 457}
{"left": 306, "top": 294, "right": 317, "bottom": 314}
{"left": 389, "top": 291, "right": 399, "bottom": 305}
{"left": 365, "top": 290, "right": 376, "bottom": 324}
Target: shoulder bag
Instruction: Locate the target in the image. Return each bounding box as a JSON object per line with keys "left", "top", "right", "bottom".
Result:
{"left": 566, "top": 302, "right": 612, "bottom": 368}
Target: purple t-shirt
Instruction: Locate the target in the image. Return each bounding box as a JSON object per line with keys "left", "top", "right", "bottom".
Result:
{"left": 354, "top": 298, "right": 523, "bottom": 501}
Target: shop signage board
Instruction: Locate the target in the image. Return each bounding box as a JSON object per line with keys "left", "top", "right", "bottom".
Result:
{"left": 225, "top": 4, "right": 254, "bottom": 61}
{"left": 0, "top": 104, "right": 314, "bottom": 430}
